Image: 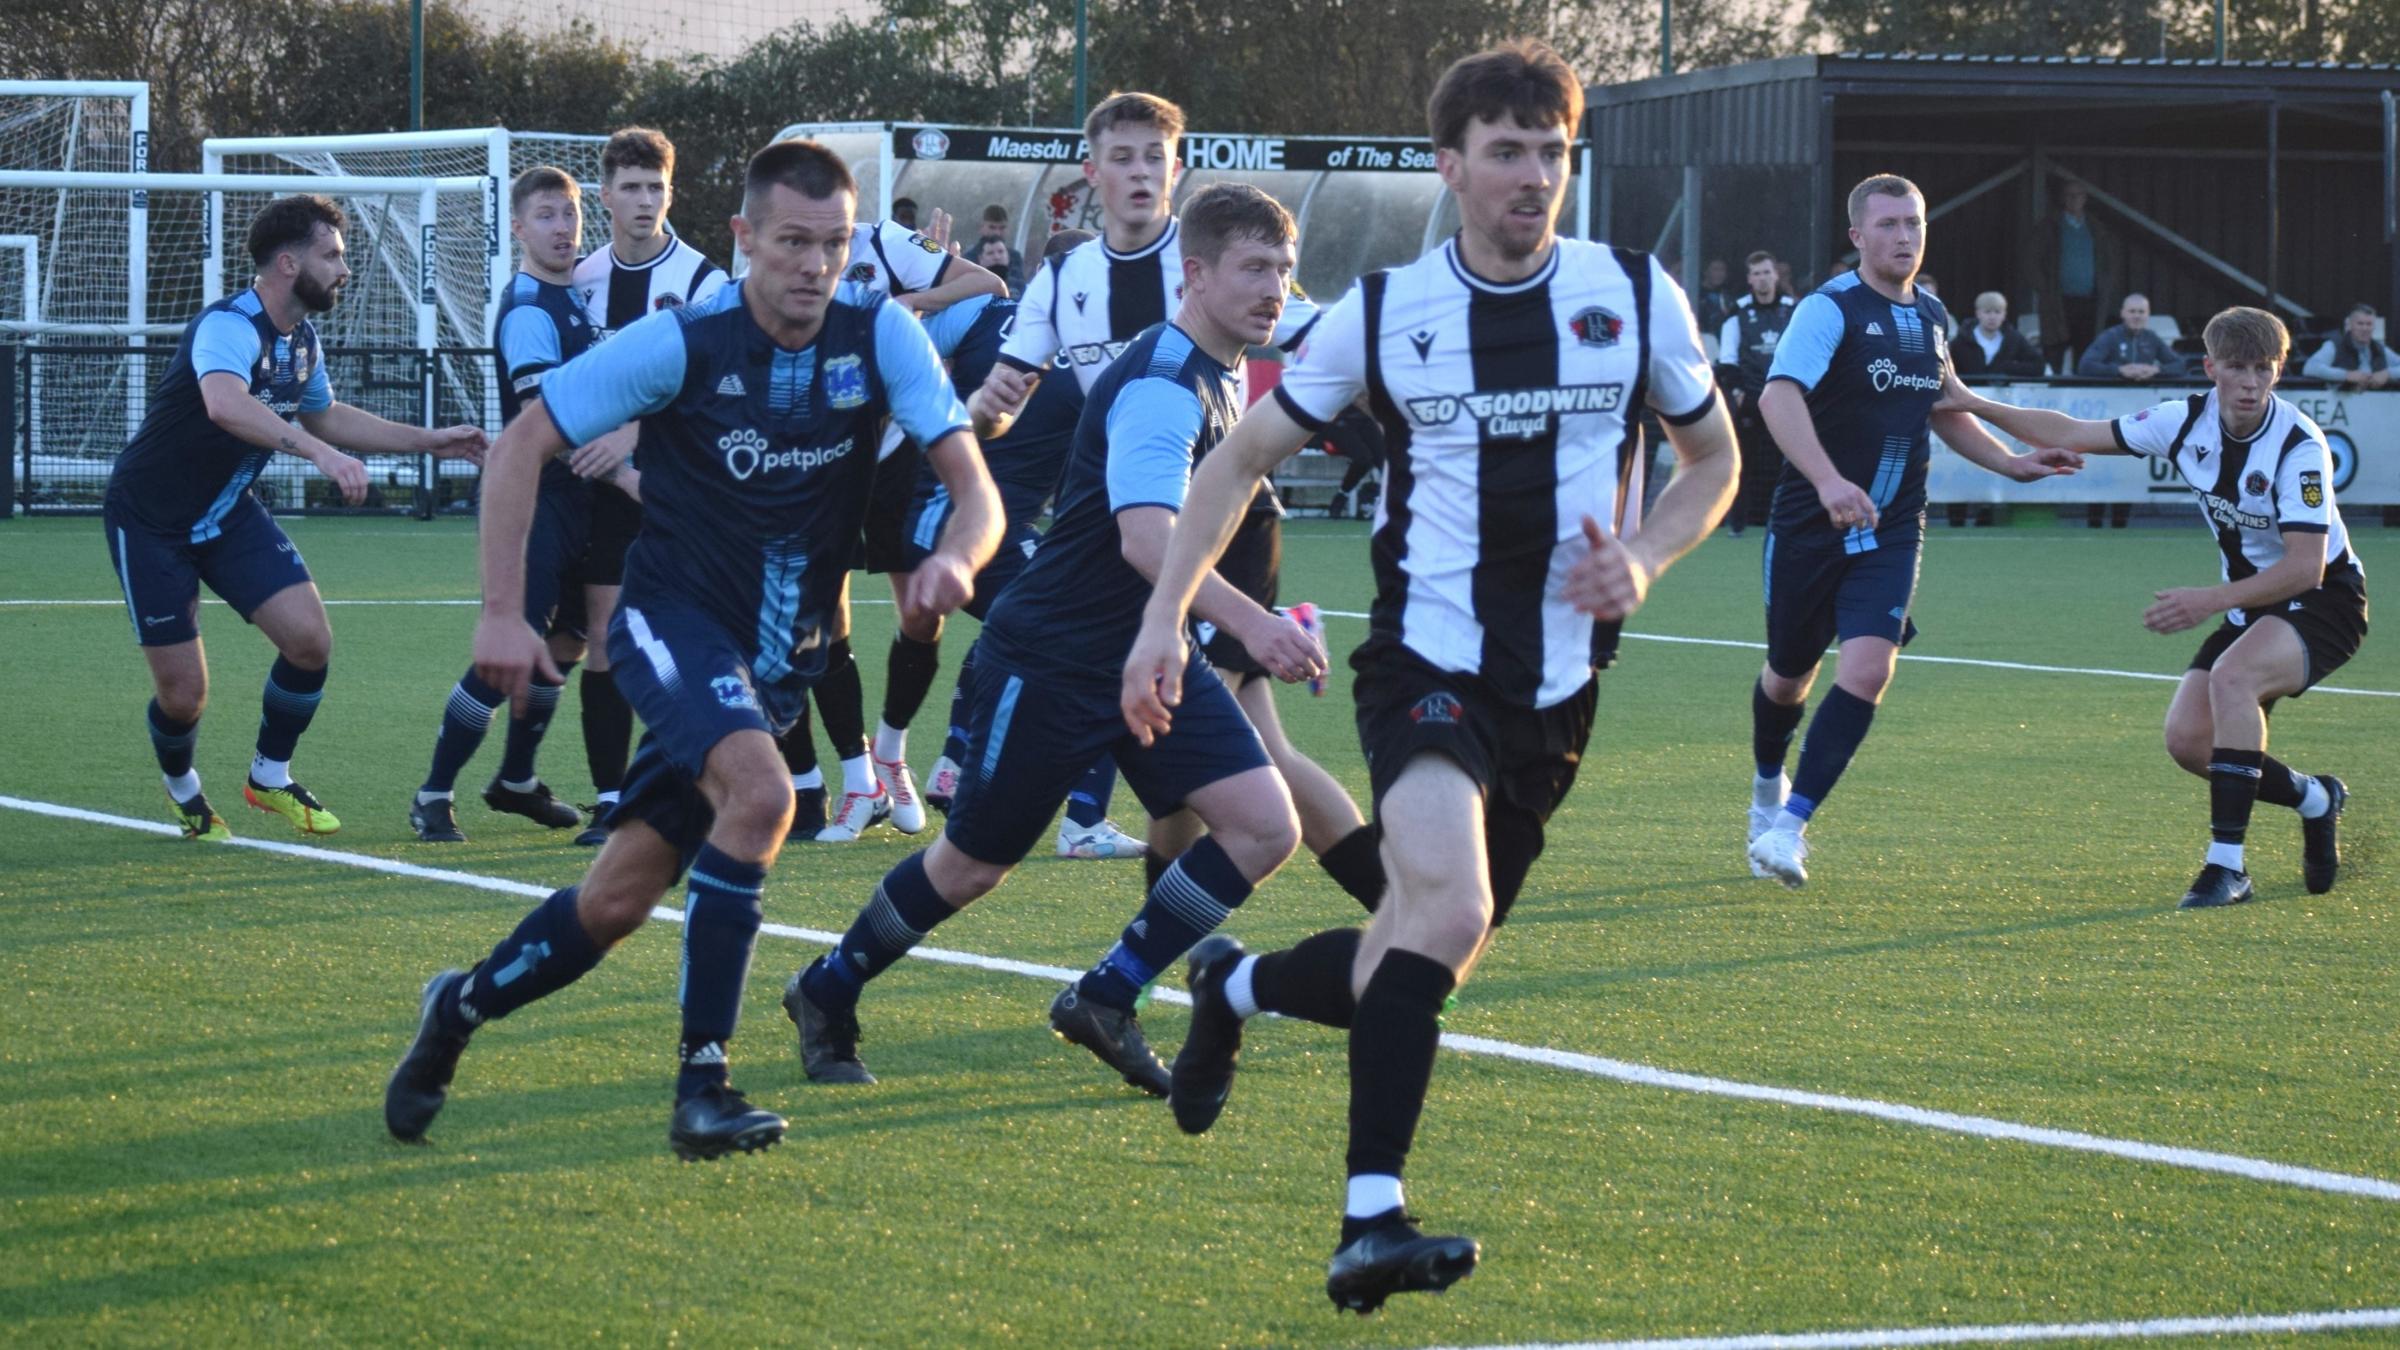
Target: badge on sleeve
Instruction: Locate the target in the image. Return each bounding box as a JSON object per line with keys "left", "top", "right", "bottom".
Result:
{"left": 2299, "top": 469, "right": 2323, "bottom": 508}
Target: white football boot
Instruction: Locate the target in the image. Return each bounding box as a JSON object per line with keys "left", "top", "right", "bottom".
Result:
{"left": 1748, "top": 824, "right": 1809, "bottom": 889}
{"left": 871, "top": 753, "right": 926, "bottom": 834}
{"left": 1057, "top": 818, "right": 1146, "bottom": 859}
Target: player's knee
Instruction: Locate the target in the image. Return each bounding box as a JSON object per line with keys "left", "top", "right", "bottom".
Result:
{"left": 156, "top": 680, "right": 207, "bottom": 724}
{"left": 279, "top": 625, "right": 333, "bottom": 670}
{"left": 716, "top": 778, "right": 796, "bottom": 852}
{"left": 2206, "top": 659, "right": 2262, "bottom": 709}
{"left": 546, "top": 631, "right": 587, "bottom": 667}
{"left": 1225, "top": 803, "right": 1301, "bottom": 880}
{"left": 576, "top": 876, "right": 657, "bottom": 943}
{"left": 1411, "top": 893, "right": 1495, "bottom": 963}
{"left": 2163, "top": 722, "right": 2212, "bottom": 774}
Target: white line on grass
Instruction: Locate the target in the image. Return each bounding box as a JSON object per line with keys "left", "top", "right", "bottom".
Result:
{"left": 4, "top": 598, "right": 2394, "bottom": 697}
{"left": 1436, "top": 1304, "right": 2400, "bottom": 1350}
{"left": 7, "top": 792, "right": 2398, "bottom": 1208}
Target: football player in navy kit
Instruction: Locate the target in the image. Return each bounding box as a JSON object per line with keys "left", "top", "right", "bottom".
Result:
{"left": 1946, "top": 307, "right": 2364, "bottom": 908}
{"left": 385, "top": 139, "right": 1001, "bottom": 1160}
{"left": 105, "top": 195, "right": 485, "bottom": 841}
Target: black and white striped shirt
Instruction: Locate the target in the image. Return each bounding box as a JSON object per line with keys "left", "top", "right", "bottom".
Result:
{"left": 2112, "top": 390, "right": 2363, "bottom": 624}
{"left": 1275, "top": 237, "right": 1717, "bottom": 707}
{"left": 573, "top": 236, "right": 729, "bottom": 337}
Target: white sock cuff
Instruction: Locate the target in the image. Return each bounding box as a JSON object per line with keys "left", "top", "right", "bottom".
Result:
{"left": 250, "top": 755, "right": 292, "bottom": 789}
{"left": 164, "top": 770, "right": 201, "bottom": 800}
{"left": 1224, "top": 955, "right": 1260, "bottom": 1020}
{"left": 1344, "top": 1173, "right": 1405, "bottom": 1220}
{"left": 2206, "top": 840, "right": 2246, "bottom": 872}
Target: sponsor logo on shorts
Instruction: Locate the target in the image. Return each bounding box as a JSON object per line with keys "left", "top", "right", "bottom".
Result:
{"left": 1408, "top": 691, "right": 1462, "bottom": 726}
{"left": 711, "top": 675, "right": 758, "bottom": 711}
{"left": 2299, "top": 469, "right": 2324, "bottom": 508}
{"left": 824, "top": 354, "right": 868, "bottom": 410}
{"left": 142, "top": 614, "right": 177, "bottom": 627}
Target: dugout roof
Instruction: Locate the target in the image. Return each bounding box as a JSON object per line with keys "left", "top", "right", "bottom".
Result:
{"left": 1590, "top": 53, "right": 2400, "bottom": 334}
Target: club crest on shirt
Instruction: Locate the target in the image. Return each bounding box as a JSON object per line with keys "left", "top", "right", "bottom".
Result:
{"left": 2244, "top": 469, "right": 2270, "bottom": 498}
{"left": 1568, "top": 306, "right": 1622, "bottom": 349}
{"left": 846, "top": 263, "right": 878, "bottom": 284}
{"left": 823, "top": 354, "right": 868, "bottom": 410}
{"left": 654, "top": 294, "right": 684, "bottom": 311}
{"left": 2299, "top": 469, "right": 2323, "bottom": 508}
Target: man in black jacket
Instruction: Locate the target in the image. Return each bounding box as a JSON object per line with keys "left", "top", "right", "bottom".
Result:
{"left": 1717, "top": 250, "right": 1794, "bottom": 532}
{"left": 1951, "top": 291, "right": 2045, "bottom": 380}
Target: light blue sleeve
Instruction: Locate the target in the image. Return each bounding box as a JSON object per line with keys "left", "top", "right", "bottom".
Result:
{"left": 189, "top": 310, "right": 263, "bottom": 380}
{"left": 537, "top": 309, "right": 690, "bottom": 446}
{"left": 1105, "top": 379, "right": 1205, "bottom": 513}
{"left": 497, "top": 305, "right": 563, "bottom": 384}
{"left": 1765, "top": 293, "right": 1844, "bottom": 392}
{"left": 872, "top": 299, "right": 971, "bottom": 446}
{"left": 918, "top": 292, "right": 995, "bottom": 359}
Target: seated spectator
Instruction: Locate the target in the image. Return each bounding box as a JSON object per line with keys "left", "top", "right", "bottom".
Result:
{"left": 2301, "top": 303, "right": 2398, "bottom": 389}
{"left": 1951, "top": 291, "right": 2045, "bottom": 379}
{"left": 2077, "top": 293, "right": 2186, "bottom": 381}
{"left": 975, "top": 235, "right": 1021, "bottom": 293}
{"left": 1695, "top": 257, "right": 1734, "bottom": 336}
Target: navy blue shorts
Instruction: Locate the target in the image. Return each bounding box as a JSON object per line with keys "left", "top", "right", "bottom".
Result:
{"left": 605, "top": 601, "right": 811, "bottom": 861}
{"left": 901, "top": 483, "right": 1040, "bottom": 622}
{"left": 523, "top": 481, "right": 594, "bottom": 637}
{"left": 103, "top": 496, "right": 312, "bottom": 647}
{"left": 943, "top": 650, "right": 1270, "bottom": 866}
{"left": 1762, "top": 530, "right": 1923, "bottom": 680}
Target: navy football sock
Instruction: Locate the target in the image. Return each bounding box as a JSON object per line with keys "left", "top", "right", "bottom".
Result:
{"left": 1250, "top": 927, "right": 1363, "bottom": 1028}
{"left": 1078, "top": 835, "right": 1253, "bottom": 1011}
{"left": 1318, "top": 823, "right": 1385, "bottom": 913}
{"left": 677, "top": 844, "right": 767, "bottom": 1098}
{"left": 1752, "top": 679, "right": 1806, "bottom": 777}
{"left": 941, "top": 643, "right": 978, "bottom": 765}
{"left": 148, "top": 699, "right": 198, "bottom": 780}
{"left": 1346, "top": 948, "right": 1456, "bottom": 1180}
{"left": 814, "top": 639, "right": 868, "bottom": 759}
{"left": 448, "top": 886, "right": 604, "bottom": 1031}
{"left": 422, "top": 671, "right": 504, "bottom": 795}
{"left": 579, "top": 669, "right": 633, "bottom": 798}
{"left": 1064, "top": 757, "right": 1119, "bottom": 829}
{"left": 804, "top": 851, "right": 955, "bottom": 1009}
{"left": 882, "top": 634, "right": 943, "bottom": 731}
{"left": 255, "top": 656, "right": 327, "bottom": 764}
{"left": 1786, "top": 685, "right": 1877, "bottom": 823}
{"left": 497, "top": 666, "right": 572, "bottom": 786}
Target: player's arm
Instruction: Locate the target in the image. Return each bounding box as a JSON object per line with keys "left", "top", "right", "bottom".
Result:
{"left": 2145, "top": 530, "right": 2328, "bottom": 634}
{"left": 1755, "top": 292, "right": 1880, "bottom": 528}
{"left": 1569, "top": 255, "right": 1738, "bottom": 619}
{"left": 474, "top": 312, "right": 687, "bottom": 703}
{"left": 1114, "top": 505, "right": 1319, "bottom": 682}
{"left": 1931, "top": 409, "right": 2082, "bottom": 480}
{"left": 876, "top": 299, "right": 1001, "bottom": 621}
{"left": 881, "top": 220, "right": 1008, "bottom": 315}
{"left": 299, "top": 401, "right": 487, "bottom": 464}
{"left": 1940, "top": 378, "right": 2132, "bottom": 454}
{"left": 970, "top": 257, "right": 1062, "bottom": 438}
{"left": 185, "top": 312, "right": 365, "bottom": 502}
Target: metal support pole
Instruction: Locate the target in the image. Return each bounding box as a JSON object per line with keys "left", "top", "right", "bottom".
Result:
{"left": 1681, "top": 164, "right": 1702, "bottom": 298}
{"left": 1074, "top": 0, "right": 1089, "bottom": 128}
{"left": 1660, "top": 0, "right": 1673, "bottom": 78}
{"left": 2267, "top": 99, "right": 2281, "bottom": 315}
{"left": 2385, "top": 91, "right": 2397, "bottom": 332}
{"left": 2215, "top": 0, "right": 2228, "bottom": 62}
{"left": 410, "top": 0, "right": 425, "bottom": 131}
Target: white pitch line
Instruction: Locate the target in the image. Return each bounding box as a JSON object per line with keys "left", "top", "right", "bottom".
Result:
{"left": 1436, "top": 1304, "right": 2400, "bottom": 1350}
{"left": 6, "top": 793, "right": 2397, "bottom": 1208}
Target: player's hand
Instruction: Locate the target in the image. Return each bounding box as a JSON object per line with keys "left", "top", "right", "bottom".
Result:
{"left": 1813, "top": 477, "right": 1879, "bottom": 532}
{"left": 1931, "top": 372, "right": 1982, "bottom": 414}
{"left": 1238, "top": 608, "right": 1327, "bottom": 686}
{"left": 1561, "top": 515, "right": 1652, "bottom": 621}
{"left": 902, "top": 553, "right": 975, "bottom": 625}
{"left": 923, "top": 207, "right": 953, "bottom": 254}
{"left": 970, "top": 368, "right": 1036, "bottom": 437}
{"left": 473, "top": 613, "right": 562, "bottom": 712}
{"left": 569, "top": 432, "right": 633, "bottom": 481}
{"left": 1120, "top": 618, "right": 1188, "bottom": 746}
{"left": 608, "top": 465, "right": 642, "bottom": 504}
{"left": 426, "top": 424, "right": 487, "bottom": 464}
{"left": 314, "top": 448, "right": 369, "bottom": 505}
{"left": 2009, "top": 445, "right": 2085, "bottom": 481}
{"left": 2143, "top": 587, "right": 2217, "bottom": 634}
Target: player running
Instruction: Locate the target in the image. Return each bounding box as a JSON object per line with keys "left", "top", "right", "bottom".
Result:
{"left": 564, "top": 127, "right": 731, "bottom": 847}
{"left": 781, "top": 183, "right": 1323, "bottom": 1097}
{"left": 104, "top": 194, "right": 484, "bottom": 840}
{"left": 385, "top": 139, "right": 1001, "bottom": 1159}
{"left": 409, "top": 167, "right": 602, "bottom": 842}
{"left": 1943, "top": 307, "right": 2363, "bottom": 907}
{"left": 1120, "top": 43, "right": 1737, "bottom": 1311}
{"left": 1742, "top": 174, "right": 2081, "bottom": 888}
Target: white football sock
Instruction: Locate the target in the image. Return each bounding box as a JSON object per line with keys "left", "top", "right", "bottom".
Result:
{"left": 2297, "top": 775, "right": 2331, "bottom": 819}
{"left": 1752, "top": 771, "right": 1788, "bottom": 810}
{"left": 164, "top": 770, "right": 201, "bottom": 800}
{"left": 790, "top": 768, "right": 824, "bottom": 791}
{"left": 500, "top": 776, "right": 538, "bottom": 793}
{"left": 840, "top": 753, "right": 875, "bottom": 796}
{"left": 873, "top": 720, "right": 908, "bottom": 764}
{"left": 1771, "top": 808, "right": 1809, "bottom": 834}
{"left": 2206, "top": 840, "right": 2246, "bottom": 872}
{"left": 1224, "top": 955, "right": 1260, "bottom": 1020}
{"left": 1345, "top": 1174, "right": 1405, "bottom": 1220}
{"left": 416, "top": 788, "right": 453, "bottom": 805}
{"left": 250, "top": 755, "right": 292, "bottom": 789}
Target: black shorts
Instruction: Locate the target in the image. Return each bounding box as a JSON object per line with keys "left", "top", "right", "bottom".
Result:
{"left": 1762, "top": 530, "right": 1922, "bottom": 679}
{"left": 584, "top": 483, "right": 641, "bottom": 588}
{"left": 2189, "top": 581, "right": 2368, "bottom": 697}
{"left": 1195, "top": 510, "right": 1283, "bottom": 677}
{"left": 1350, "top": 638, "right": 1598, "bottom": 923}
{"left": 859, "top": 443, "right": 923, "bottom": 574}
{"left": 523, "top": 482, "right": 594, "bottom": 637}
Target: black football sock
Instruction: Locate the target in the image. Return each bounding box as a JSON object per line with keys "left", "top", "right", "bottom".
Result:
{"left": 421, "top": 670, "right": 504, "bottom": 796}
{"left": 148, "top": 699, "right": 199, "bottom": 782}
{"left": 1344, "top": 949, "right": 1456, "bottom": 1190}
{"left": 1078, "top": 835, "right": 1252, "bottom": 1010}
{"left": 2254, "top": 755, "right": 2306, "bottom": 810}
{"left": 1318, "top": 823, "right": 1385, "bottom": 913}
{"left": 780, "top": 703, "right": 821, "bottom": 780}
{"left": 1065, "top": 757, "right": 1118, "bottom": 829}
{"left": 254, "top": 655, "right": 327, "bottom": 766}
{"left": 882, "top": 633, "right": 943, "bottom": 732}
{"left": 580, "top": 669, "right": 634, "bottom": 801}
{"left": 1751, "top": 679, "right": 1805, "bottom": 777}
{"left": 1249, "top": 927, "right": 1363, "bottom": 1029}
{"left": 497, "top": 662, "right": 573, "bottom": 786}
{"left": 2208, "top": 747, "right": 2264, "bottom": 868}
{"left": 814, "top": 639, "right": 868, "bottom": 760}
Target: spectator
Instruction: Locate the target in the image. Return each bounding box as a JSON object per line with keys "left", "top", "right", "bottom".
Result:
{"left": 2030, "top": 180, "right": 2118, "bottom": 373}
{"left": 975, "top": 204, "right": 1026, "bottom": 290}
{"left": 1951, "top": 291, "right": 2045, "bottom": 380}
{"left": 1916, "top": 272, "right": 1959, "bottom": 339}
{"left": 2077, "top": 293, "right": 2186, "bottom": 382}
{"left": 975, "top": 236, "right": 1022, "bottom": 293}
{"left": 2301, "top": 303, "right": 2398, "bottom": 389}
{"left": 1715, "top": 249, "right": 1794, "bottom": 533}
{"left": 891, "top": 196, "right": 919, "bottom": 229}
{"left": 1695, "top": 256, "right": 1735, "bottom": 336}
{"left": 1774, "top": 259, "right": 1796, "bottom": 298}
